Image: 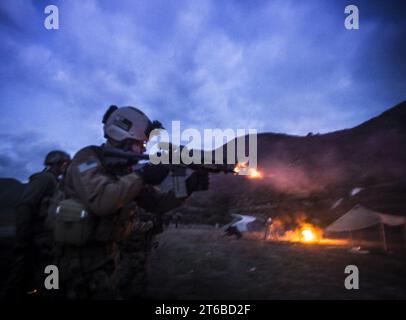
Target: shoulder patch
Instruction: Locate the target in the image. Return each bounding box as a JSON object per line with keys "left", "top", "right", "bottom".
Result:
{"left": 78, "top": 161, "right": 98, "bottom": 173}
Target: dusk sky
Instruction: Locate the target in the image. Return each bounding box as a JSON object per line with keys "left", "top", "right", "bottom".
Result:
{"left": 0, "top": 0, "right": 405, "bottom": 180}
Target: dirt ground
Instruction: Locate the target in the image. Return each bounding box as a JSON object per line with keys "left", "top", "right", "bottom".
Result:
{"left": 1, "top": 225, "right": 405, "bottom": 300}
{"left": 147, "top": 226, "right": 406, "bottom": 300}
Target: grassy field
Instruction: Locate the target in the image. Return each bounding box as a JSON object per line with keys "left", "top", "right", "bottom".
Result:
{"left": 1, "top": 225, "right": 405, "bottom": 300}
{"left": 147, "top": 226, "right": 406, "bottom": 300}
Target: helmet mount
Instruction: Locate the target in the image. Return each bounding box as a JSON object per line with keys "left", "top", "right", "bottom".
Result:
{"left": 102, "top": 105, "right": 163, "bottom": 144}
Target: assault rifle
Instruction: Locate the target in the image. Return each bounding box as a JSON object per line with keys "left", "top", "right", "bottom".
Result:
{"left": 101, "top": 144, "right": 236, "bottom": 198}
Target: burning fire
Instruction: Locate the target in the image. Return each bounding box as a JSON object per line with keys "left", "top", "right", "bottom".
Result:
{"left": 266, "top": 221, "right": 348, "bottom": 246}
{"left": 234, "top": 162, "right": 263, "bottom": 179}
{"left": 234, "top": 162, "right": 248, "bottom": 173}
{"left": 279, "top": 223, "right": 323, "bottom": 243}
{"left": 247, "top": 168, "right": 262, "bottom": 179}
{"left": 301, "top": 228, "right": 315, "bottom": 242}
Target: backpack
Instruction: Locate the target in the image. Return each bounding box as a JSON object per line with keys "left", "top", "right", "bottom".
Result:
{"left": 46, "top": 146, "right": 137, "bottom": 246}
{"left": 46, "top": 183, "right": 95, "bottom": 246}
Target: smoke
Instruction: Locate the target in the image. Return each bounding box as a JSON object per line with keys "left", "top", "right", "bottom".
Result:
{"left": 273, "top": 212, "right": 308, "bottom": 230}
{"left": 260, "top": 161, "right": 346, "bottom": 196}
{"left": 266, "top": 164, "right": 321, "bottom": 195}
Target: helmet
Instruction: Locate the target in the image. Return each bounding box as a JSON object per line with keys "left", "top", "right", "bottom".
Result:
{"left": 102, "top": 105, "right": 163, "bottom": 142}
{"left": 44, "top": 150, "right": 71, "bottom": 166}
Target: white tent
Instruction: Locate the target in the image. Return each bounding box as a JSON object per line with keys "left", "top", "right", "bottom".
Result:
{"left": 326, "top": 205, "right": 406, "bottom": 232}
{"left": 223, "top": 214, "right": 257, "bottom": 232}
{"left": 326, "top": 204, "right": 406, "bottom": 251}
{"left": 231, "top": 214, "right": 256, "bottom": 232}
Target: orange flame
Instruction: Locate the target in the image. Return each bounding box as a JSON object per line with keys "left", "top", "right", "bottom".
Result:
{"left": 280, "top": 223, "right": 323, "bottom": 243}
{"left": 267, "top": 221, "right": 348, "bottom": 246}
{"left": 234, "top": 162, "right": 248, "bottom": 173}
{"left": 234, "top": 162, "right": 263, "bottom": 179}
{"left": 247, "top": 168, "right": 262, "bottom": 179}
{"left": 301, "top": 228, "right": 315, "bottom": 242}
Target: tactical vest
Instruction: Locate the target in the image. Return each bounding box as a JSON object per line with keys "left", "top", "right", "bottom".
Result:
{"left": 48, "top": 146, "right": 137, "bottom": 246}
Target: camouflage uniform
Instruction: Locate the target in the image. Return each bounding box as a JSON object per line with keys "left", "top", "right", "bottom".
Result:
{"left": 5, "top": 170, "right": 58, "bottom": 298}
{"left": 58, "top": 146, "right": 183, "bottom": 299}
{"left": 54, "top": 146, "right": 143, "bottom": 299}
{"left": 117, "top": 186, "right": 183, "bottom": 299}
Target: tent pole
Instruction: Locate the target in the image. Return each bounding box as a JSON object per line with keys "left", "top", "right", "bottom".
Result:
{"left": 404, "top": 224, "right": 406, "bottom": 252}
{"left": 359, "top": 229, "right": 363, "bottom": 247}
{"left": 380, "top": 223, "right": 388, "bottom": 252}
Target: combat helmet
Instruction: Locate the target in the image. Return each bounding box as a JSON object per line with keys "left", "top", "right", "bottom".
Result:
{"left": 102, "top": 105, "right": 163, "bottom": 143}
{"left": 44, "top": 150, "right": 71, "bottom": 166}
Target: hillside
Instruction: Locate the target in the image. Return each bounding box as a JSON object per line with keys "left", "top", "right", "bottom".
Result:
{"left": 0, "top": 101, "right": 405, "bottom": 228}
{"left": 187, "top": 101, "right": 406, "bottom": 226}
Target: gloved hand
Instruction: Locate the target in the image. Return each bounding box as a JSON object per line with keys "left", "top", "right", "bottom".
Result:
{"left": 186, "top": 170, "right": 209, "bottom": 195}
{"left": 135, "top": 164, "right": 170, "bottom": 186}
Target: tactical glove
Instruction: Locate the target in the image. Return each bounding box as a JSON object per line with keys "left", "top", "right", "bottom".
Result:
{"left": 135, "top": 164, "right": 169, "bottom": 186}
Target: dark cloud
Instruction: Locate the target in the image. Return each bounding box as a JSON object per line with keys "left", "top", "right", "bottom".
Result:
{"left": 0, "top": 0, "right": 405, "bottom": 179}
{"left": 0, "top": 132, "right": 65, "bottom": 181}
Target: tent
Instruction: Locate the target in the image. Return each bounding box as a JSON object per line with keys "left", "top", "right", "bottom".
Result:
{"left": 326, "top": 204, "right": 406, "bottom": 251}
{"left": 226, "top": 214, "right": 256, "bottom": 232}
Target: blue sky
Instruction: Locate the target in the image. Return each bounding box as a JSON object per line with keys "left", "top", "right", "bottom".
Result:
{"left": 0, "top": 0, "right": 405, "bottom": 180}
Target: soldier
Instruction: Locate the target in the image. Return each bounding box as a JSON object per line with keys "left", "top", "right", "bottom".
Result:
{"left": 4, "top": 150, "right": 71, "bottom": 299}
{"left": 56, "top": 105, "right": 208, "bottom": 299}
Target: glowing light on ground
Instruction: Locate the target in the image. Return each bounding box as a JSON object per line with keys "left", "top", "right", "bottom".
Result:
{"left": 266, "top": 221, "right": 348, "bottom": 246}
{"left": 301, "top": 228, "right": 315, "bottom": 242}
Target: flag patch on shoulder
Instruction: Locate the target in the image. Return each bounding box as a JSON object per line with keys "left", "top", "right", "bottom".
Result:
{"left": 78, "top": 161, "right": 98, "bottom": 173}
